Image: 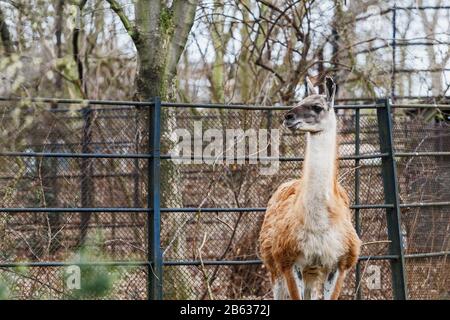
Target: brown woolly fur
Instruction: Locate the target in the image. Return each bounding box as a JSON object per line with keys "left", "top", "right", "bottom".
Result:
{"left": 259, "top": 165, "right": 361, "bottom": 300}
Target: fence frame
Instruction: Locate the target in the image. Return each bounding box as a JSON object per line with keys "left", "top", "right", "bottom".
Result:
{"left": 148, "top": 97, "right": 163, "bottom": 300}
{"left": 376, "top": 98, "right": 407, "bottom": 299}
{"left": 152, "top": 97, "right": 449, "bottom": 300}
{"left": 0, "top": 97, "right": 449, "bottom": 300}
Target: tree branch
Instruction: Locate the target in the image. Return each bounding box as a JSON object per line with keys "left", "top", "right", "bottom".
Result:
{"left": 72, "top": 0, "right": 88, "bottom": 97}
{"left": 165, "top": 0, "right": 198, "bottom": 80}
{"left": 105, "top": 0, "right": 138, "bottom": 42}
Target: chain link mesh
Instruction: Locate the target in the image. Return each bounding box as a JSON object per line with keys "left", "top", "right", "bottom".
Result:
{"left": 0, "top": 101, "right": 448, "bottom": 299}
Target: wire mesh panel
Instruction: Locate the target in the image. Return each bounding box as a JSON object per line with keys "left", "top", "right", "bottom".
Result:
{"left": 392, "top": 114, "right": 450, "bottom": 300}
{"left": 0, "top": 99, "right": 448, "bottom": 299}
{"left": 0, "top": 100, "right": 150, "bottom": 299}
{"left": 158, "top": 105, "right": 398, "bottom": 300}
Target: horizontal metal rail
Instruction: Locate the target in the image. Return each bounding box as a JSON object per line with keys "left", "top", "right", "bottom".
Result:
{"left": 317, "top": 96, "right": 449, "bottom": 102}
{"left": 49, "top": 106, "right": 138, "bottom": 113}
{"left": 1, "top": 97, "right": 448, "bottom": 110}
{"left": 3, "top": 151, "right": 448, "bottom": 161}
{"left": 1, "top": 251, "right": 446, "bottom": 268}
{"left": 165, "top": 252, "right": 449, "bottom": 266}
{"left": 3, "top": 202, "right": 449, "bottom": 213}
{"left": 160, "top": 102, "right": 378, "bottom": 110}
{"left": 21, "top": 141, "right": 136, "bottom": 148}
{"left": 0, "top": 151, "right": 450, "bottom": 162}
{"left": 395, "top": 152, "right": 450, "bottom": 157}
{"left": 160, "top": 153, "right": 389, "bottom": 161}
{"left": 0, "top": 204, "right": 393, "bottom": 213}
{"left": 403, "top": 251, "right": 449, "bottom": 259}
{"left": 0, "top": 259, "right": 391, "bottom": 268}
{"left": 0, "top": 96, "right": 383, "bottom": 110}
{"left": 0, "top": 208, "right": 151, "bottom": 213}
{"left": 399, "top": 201, "right": 450, "bottom": 208}
{"left": 0, "top": 257, "right": 397, "bottom": 268}
{"left": 161, "top": 153, "right": 389, "bottom": 161}
{"left": 160, "top": 204, "right": 395, "bottom": 212}
{"left": 163, "top": 260, "right": 263, "bottom": 266}
{"left": 0, "top": 261, "right": 149, "bottom": 268}
{"left": 0, "top": 95, "right": 448, "bottom": 105}
{"left": 392, "top": 95, "right": 450, "bottom": 100}
{"left": 0, "top": 173, "right": 140, "bottom": 180}
{"left": 396, "top": 6, "right": 450, "bottom": 10}
{"left": 161, "top": 207, "right": 266, "bottom": 212}
{"left": 0, "top": 97, "right": 154, "bottom": 106}
{"left": 0, "top": 151, "right": 152, "bottom": 159}
{"left": 8, "top": 222, "right": 144, "bottom": 232}
{"left": 392, "top": 103, "right": 450, "bottom": 109}
{"left": 163, "top": 251, "right": 449, "bottom": 266}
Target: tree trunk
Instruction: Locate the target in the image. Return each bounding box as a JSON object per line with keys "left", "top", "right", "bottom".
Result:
{"left": 133, "top": 0, "right": 197, "bottom": 100}
{"left": 108, "top": 0, "right": 199, "bottom": 298}
{"left": 0, "top": 6, "right": 13, "bottom": 56}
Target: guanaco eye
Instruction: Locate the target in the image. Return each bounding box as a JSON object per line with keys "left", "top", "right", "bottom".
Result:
{"left": 312, "top": 105, "right": 322, "bottom": 113}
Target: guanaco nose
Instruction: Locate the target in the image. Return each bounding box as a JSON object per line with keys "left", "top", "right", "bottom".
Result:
{"left": 284, "top": 113, "right": 295, "bottom": 121}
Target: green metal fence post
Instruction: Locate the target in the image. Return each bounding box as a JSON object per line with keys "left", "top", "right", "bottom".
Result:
{"left": 376, "top": 98, "right": 408, "bottom": 300}
{"left": 148, "top": 97, "right": 163, "bottom": 300}
{"left": 354, "top": 108, "right": 362, "bottom": 300}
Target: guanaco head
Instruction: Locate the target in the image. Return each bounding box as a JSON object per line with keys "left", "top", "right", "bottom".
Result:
{"left": 283, "top": 76, "right": 336, "bottom": 133}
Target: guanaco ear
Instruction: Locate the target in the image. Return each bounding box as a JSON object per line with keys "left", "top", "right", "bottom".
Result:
{"left": 324, "top": 76, "right": 336, "bottom": 108}
{"left": 306, "top": 76, "right": 318, "bottom": 95}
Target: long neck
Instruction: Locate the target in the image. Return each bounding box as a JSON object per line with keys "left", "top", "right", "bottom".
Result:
{"left": 297, "top": 118, "right": 338, "bottom": 228}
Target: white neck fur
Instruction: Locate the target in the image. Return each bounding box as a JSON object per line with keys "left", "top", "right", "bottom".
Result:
{"left": 298, "top": 113, "right": 337, "bottom": 229}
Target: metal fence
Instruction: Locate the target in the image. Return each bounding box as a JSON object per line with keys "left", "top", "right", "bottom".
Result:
{"left": 0, "top": 97, "right": 448, "bottom": 300}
